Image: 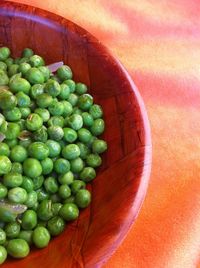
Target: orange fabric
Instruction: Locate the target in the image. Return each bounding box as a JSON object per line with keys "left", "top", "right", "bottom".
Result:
{"left": 9, "top": 0, "right": 200, "bottom": 267}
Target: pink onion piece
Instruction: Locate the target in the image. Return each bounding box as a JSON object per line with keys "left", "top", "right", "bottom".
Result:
{"left": 0, "top": 200, "right": 27, "bottom": 214}
{"left": 47, "top": 61, "right": 64, "bottom": 73}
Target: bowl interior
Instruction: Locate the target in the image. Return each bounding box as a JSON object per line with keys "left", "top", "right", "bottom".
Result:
{"left": 0, "top": 2, "right": 151, "bottom": 268}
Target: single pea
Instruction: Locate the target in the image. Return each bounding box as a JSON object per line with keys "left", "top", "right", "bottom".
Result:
{"left": 82, "top": 112, "right": 94, "bottom": 127}
{"left": 0, "top": 245, "right": 7, "bottom": 264}
{"left": 78, "top": 94, "right": 93, "bottom": 111}
{"left": 21, "top": 210, "right": 37, "bottom": 230}
{"left": 3, "top": 173, "right": 23, "bottom": 188}
{"left": 52, "top": 203, "right": 62, "bottom": 216}
{"left": 89, "top": 104, "right": 103, "bottom": 119}
{"left": 37, "top": 188, "right": 50, "bottom": 202}
{"left": 18, "top": 230, "right": 33, "bottom": 245}
{"left": 59, "top": 83, "right": 70, "bottom": 100}
{"left": 0, "top": 155, "right": 11, "bottom": 175}
{"left": 75, "top": 82, "right": 88, "bottom": 95}
{"left": 79, "top": 167, "right": 96, "bottom": 182}
{"left": 3, "top": 107, "right": 21, "bottom": 121}
{"left": 29, "top": 100, "right": 37, "bottom": 111}
{"left": 46, "top": 140, "right": 61, "bottom": 158}
{"left": 63, "top": 128, "right": 77, "bottom": 143}
{"left": 37, "top": 200, "right": 53, "bottom": 221}
{"left": 30, "top": 84, "right": 44, "bottom": 99}
{"left": 9, "top": 76, "right": 31, "bottom": 94}
{"left": 54, "top": 158, "right": 70, "bottom": 174}
{"left": 33, "top": 126, "right": 48, "bottom": 143}
{"left": 44, "top": 177, "right": 59, "bottom": 194}
{"left": 28, "top": 142, "right": 49, "bottom": 160}
{"left": 92, "top": 139, "right": 107, "bottom": 154}
{"left": 5, "top": 57, "right": 14, "bottom": 67}
{"left": 26, "top": 67, "right": 44, "bottom": 84}
{"left": 16, "top": 91, "right": 31, "bottom": 107}
{"left": 8, "top": 187, "right": 27, "bottom": 204}
{"left": 70, "top": 157, "right": 84, "bottom": 173}
{"left": 25, "top": 191, "right": 38, "bottom": 208}
{"left": 4, "top": 122, "right": 20, "bottom": 140}
{"left": 73, "top": 107, "right": 82, "bottom": 115}
{"left": 86, "top": 154, "right": 102, "bottom": 168}
{"left": 18, "top": 138, "right": 32, "bottom": 149}
{"left": 0, "top": 183, "right": 7, "bottom": 199}
{"left": 10, "top": 145, "right": 27, "bottom": 162}
{"left": 8, "top": 64, "right": 19, "bottom": 77}
{"left": 58, "top": 184, "right": 71, "bottom": 199}
{"left": 10, "top": 163, "right": 22, "bottom": 174}
{"left": 63, "top": 79, "right": 75, "bottom": 92}
{"left": 90, "top": 118, "right": 105, "bottom": 136}
{"left": 5, "top": 222, "right": 20, "bottom": 239}
{"left": 29, "top": 55, "right": 45, "bottom": 67}
{"left": 75, "top": 189, "right": 91, "bottom": 208}
{"left": 58, "top": 171, "right": 74, "bottom": 185}
{"left": 67, "top": 93, "right": 78, "bottom": 107}
{"left": 70, "top": 180, "right": 86, "bottom": 194}
{"left": 62, "top": 100, "right": 73, "bottom": 117}
{"left": 47, "top": 216, "right": 65, "bottom": 236}
{"left": 18, "top": 62, "right": 31, "bottom": 75}
{"left": 0, "top": 70, "right": 9, "bottom": 86}
{"left": 19, "top": 107, "right": 31, "bottom": 119}
{"left": 36, "top": 93, "right": 53, "bottom": 108}
{"left": 0, "top": 90, "right": 17, "bottom": 110}
{"left": 77, "top": 142, "right": 91, "bottom": 159}
{"left": 62, "top": 144, "right": 80, "bottom": 160}
{"left": 7, "top": 239, "right": 29, "bottom": 258}
{"left": 23, "top": 158, "right": 42, "bottom": 178}
{"left": 41, "top": 157, "right": 54, "bottom": 175}
{"left": 57, "top": 65, "right": 72, "bottom": 81}
{"left": 26, "top": 113, "right": 43, "bottom": 131}
{"left": 67, "top": 114, "right": 83, "bottom": 130}
{"left": 0, "top": 47, "right": 10, "bottom": 60}
{"left": 47, "top": 126, "right": 64, "bottom": 141}
{"left": 59, "top": 203, "right": 79, "bottom": 221}
{"left": 32, "top": 201, "right": 39, "bottom": 211}
{"left": 48, "top": 99, "right": 64, "bottom": 116}
{"left": 0, "top": 143, "right": 10, "bottom": 156}
{"left": 0, "top": 229, "right": 6, "bottom": 245}
{"left": 0, "top": 61, "right": 7, "bottom": 71}
{"left": 22, "top": 48, "right": 34, "bottom": 58}
{"left": 34, "top": 108, "right": 50, "bottom": 122}
{"left": 48, "top": 115, "right": 64, "bottom": 127}
{"left": 77, "top": 128, "right": 92, "bottom": 144}
{"left": 5, "top": 139, "right": 18, "bottom": 149}
{"left": 21, "top": 176, "right": 34, "bottom": 193}
{"left": 44, "top": 79, "right": 61, "bottom": 97}
{"left": 38, "top": 66, "right": 50, "bottom": 82}
{"left": 63, "top": 196, "right": 75, "bottom": 204}
{"left": 32, "top": 175, "right": 44, "bottom": 190}
{"left": 32, "top": 227, "right": 50, "bottom": 248}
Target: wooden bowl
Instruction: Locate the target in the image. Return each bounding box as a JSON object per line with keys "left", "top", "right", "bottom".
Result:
{"left": 0, "top": 2, "right": 151, "bottom": 267}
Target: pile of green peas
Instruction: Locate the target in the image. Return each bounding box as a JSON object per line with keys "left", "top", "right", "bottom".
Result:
{"left": 0, "top": 47, "right": 107, "bottom": 264}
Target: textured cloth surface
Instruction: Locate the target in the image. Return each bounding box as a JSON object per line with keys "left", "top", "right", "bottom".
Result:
{"left": 9, "top": 0, "right": 200, "bottom": 267}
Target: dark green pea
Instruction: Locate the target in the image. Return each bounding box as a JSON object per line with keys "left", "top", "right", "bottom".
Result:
{"left": 47, "top": 216, "right": 65, "bottom": 236}
{"left": 63, "top": 127, "right": 77, "bottom": 143}
{"left": 21, "top": 210, "right": 37, "bottom": 230}
{"left": 29, "top": 55, "right": 45, "bottom": 67}
{"left": 0, "top": 143, "right": 10, "bottom": 157}
{"left": 57, "top": 65, "right": 72, "bottom": 81}
{"left": 50, "top": 194, "right": 61, "bottom": 203}
{"left": 36, "top": 93, "right": 53, "bottom": 108}
{"left": 58, "top": 171, "right": 74, "bottom": 185}
{"left": 50, "top": 75, "right": 61, "bottom": 83}
{"left": 52, "top": 203, "right": 62, "bottom": 216}
{"left": 67, "top": 93, "right": 78, "bottom": 107}
{"left": 70, "top": 157, "right": 84, "bottom": 173}
{"left": 10, "top": 163, "right": 22, "bottom": 174}
{"left": 63, "top": 196, "right": 75, "bottom": 204}
{"left": 5, "top": 57, "right": 14, "bottom": 67}
{"left": 34, "top": 108, "right": 50, "bottom": 122}
{"left": 19, "top": 107, "right": 31, "bottom": 119}
{"left": 16, "top": 91, "right": 31, "bottom": 107}
{"left": 0, "top": 183, "right": 8, "bottom": 199}
{"left": 44, "top": 79, "right": 61, "bottom": 97}
{"left": 58, "top": 83, "right": 70, "bottom": 100}
{"left": 31, "top": 175, "right": 44, "bottom": 190}
{"left": 86, "top": 154, "right": 102, "bottom": 168}
{"left": 36, "top": 221, "right": 47, "bottom": 228}
{"left": 54, "top": 158, "right": 70, "bottom": 174}
{"left": 8, "top": 64, "right": 19, "bottom": 77}
{"left": 29, "top": 100, "right": 37, "bottom": 111}
{"left": 26, "top": 67, "right": 44, "bottom": 84}
{"left": 67, "top": 114, "right": 83, "bottom": 130}
{"left": 3, "top": 107, "right": 21, "bottom": 121}
{"left": 21, "top": 176, "right": 34, "bottom": 193}
{"left": 75, "top": 82, "right": 88, "bottom": 95}
{"left": 0, "top": 228, "right": 6, "bottom": 245}
{"left": 5, "top": 139, "right": 18, "bottom": 149}
{"left": 30, "top": 84, "right": 44, "bottom": 99}
{"left": 0, "top": 155, "right": 11, "bottom": 175}
{"left": 25, "top": 191, "right": 38, "bottom": 208}
{"left": 14, "top": 57, "right": 21, "bottom": 64}
{"left": 10, "top": 145, "right": 27, "bottom": 162}
{"left": 0, "top": 61, "right": 7, "bottom": 72}
{"left": 90, "top": 118, "right": 105, "bottom": 136}
{"left": 89, "top": 104, "right": 103, "bottom": 119}
{"left": 32, "top": 227, "right": 50, "bottom": 248}
{"left": 75, "top": 189, "right": 91, "bottom": 208}
{"left": 48, "top": 99, "right": 64, "bottom": 116}
{"left": 58, "top": 185, "right": 71, "bottom": 199}
{"left": 62, "top": 144, "right": 80, "bottom": 160}
{"left": 77, "top": 128, "right": 92, "bottom": 144}
{"left": 23, "top": 158, "right": 42, "bottom": 178}
{"left": 3, "top": 173, "right": 23, "bottom": 188}
{"left": 7, "top": 239, "right": 30, "bottom": 258}
{"left": 8, "top": 187, "right": 27, "bottom": 204}
{"left": 80, "top": 167, "right": 96, "bottom": 182}
{"left": 32, "top": 201, "right": 39, "bottom": 211}
{"left": 18, "top": 230, "right": 33, "bottom": 245}
{"left": 28, "top": 142, "right": 49, "bottom": 160}
{"left": 26, "top": 113, "right": 43, "bottom": 131}
{"left": 47, "top": 126, "right": 64, "bottom": 141}
{"left": 18, "top": 62, "right": 31, "bottom": 75}
{"left": 82, "top": 112, "right": 94, "bottom": 127}
{"left": 33, "top": 126, "right": 48, "bottom": 143}
{"left": 37, "top": 200, "right": 53, "bottom": 221}
{"left": 63, "top": 79, "right": 75, "bottom": 92}
{"left": 46, "top": 140, "right": 61, "bottom": 158}
{"left": 48, "top": 115, "right": 64, "bottom": 127}
{"left": 77, "top": 142, "right": 90, "bottom": 159}
{"left": 41, "top": 157, "right": 53, "bottom": 175}
{"left": 5, "top": 222, "right": 20, "bottom": 238}
{"left": 18, "top": 138, "right": 32, "bottom": 149}
{"left": 59, "top": 203, "right": 79, "bottom": 221}
{"left": 38, "top": 66, "right": 50, "bottom": 82}
{"left": 17, "top": 118, "right": 26, "bottom": 131}
{"left": 9, "top": 77, "right": 31, "bottom": 94}
{"left": 78, "top": 94, "right": 93, "bottom": 111}
{"left": 70, "top": 180, "right": 86, "bottom": 194}
{"left": 61, "top": 100, "right": 73, "bottom": 117}
{"left": 0, "top": 47, "right": 10, "bottom": 61}
{"left": 92, "top": 139, "right": 107, "bottom": 154}
{"left": 44, "top": 177, "right": 59, "bottom": 194}
{"left": 22, "top": 48, "right": 34, "bottom": 58}
{"left": 0, "top": 89, "right": 17, "bottom": 110}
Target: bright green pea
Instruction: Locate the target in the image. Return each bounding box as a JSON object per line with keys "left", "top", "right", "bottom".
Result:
{"left": 5, "top": 222, "right": 20, "bottom": 239}
{"left": 38, "top": 66, "right": 50, "bottom": 82}
{"left": 82, "top": 112, "right": 94, "bottom": 127}
{"left": 0, "top": 155, "right": 11, "bottom": 175}
{"left": 7, "top": 239, "right": 30, "bottom": 258}
{"left": 4, "top": 122, "right": 20, "bottom": 140}
{"left": 29, "top": 55, "right": 45, "bottom": 67}
{"left": 0, "top": 183, "right": 8, "bottom": 199}
{"left": 18, "top": 230, "right": 33, "bottom": 245}
{"left": 47, "top": 126, "right": 64, "bottom": 141}
{"left": 70, "top": 157, "right": 84, "bottom": 173}
{"left": 0, "top": 61, "right": 7, "bottom": 71}
{"left": 8, "top": 187, "right": 27, "bottom": 204}
{"left": 44, "top": 177, "right": 59, "bottom": 194}
{"left": 37, "top": 200, "right": 53, "bottom": 221}
{"left": 9, "top": 77, "right": 31, "bottom": 94}
{"left": 0, "top": 245, "right": 7, "bottom": 264}
{"left": 59, "top": 203, "right": 79, "bottom": 221}
{"left": 70, "top": 180, "right": 86, "bottom": 194}
{"left": 67, "top": 114, "right": 83, "bottom": 130}
{"left": 21, "top": 210, "right": 37, "bottom": 230}
{"left": 19, "top": 107, "right": 31, "bottom": 119}
{"left": 75, "top": 82, "right": 88, "bottom": 95}
{"left": 63, "top": 128, "right": 77, "bottom": 143}
{"left": 3, "top": 173, "right": 23, "bottom": 188}
{"left": 8, "top": 64, "right": 19, "bottom": 77}
{"left": 34, "top": 108, "right": 50, "bottom": 122}
{"left": 61, "top": 101, "right": 73, "bottom": 117}
{"left": 63, "top": 79, "right": 75, "bottom": 92}
{"left": 57, "top": 65, "right": 72, "bottom": 81}
{"left": 0, "top": 90, "right": 17, "bottom": 110}
{"left": 92, "top": 139, "right": 107, "bottom": 154}
{"left": 33, "top": 126, "right": 48, "bottom": 143}
{"left": 80, "top": 167, "right": 96, "bottom": 182}
{"left": 54, "top": 158, "right": 70, "bottom": 174}
{"left": 78, "top": 94, "right": 93, "bottom": 111}
{"left": 58, "top": 185, "right": 71, "bottom": 199}
{"left": 77, "top": 128, "right": 92, "bottom": 144}
{"left": 28, "top": 142, "right": 49, "bottom": 160}
{"left": 0, "top": 228, "right": 6, "bottom": 245}
{"left": 0, "top": 143, "right": 10, "bottom": 157}
{"left": 86, "top": 153, "right": 102, "bottom": 168}
{"left": 90, "top": 118, "right": 105, "bottom": 136}
{"left": 0, "top": 47, "right": 10, "bottom": 61}
{"left": 10, "top": 145, "right": 27, "bottom": 162}
{"left": 25, "top": 191, "right": 38, "bottom": 208}
{"left": 58, "top": 171, "right": 74, "bottom": 185}
{"left": 48, "top": 99, "right": 64, "bottom": 116}
{"left": 26, "top": 67, "right": 44, "bottom": 84}
{"left": 21, "top": 176, "right": 34, "bottom": 193}
{"left": 22, "top": 48, "right": 34, "bottom": 58}
{"left": 47, "top": 216, "right": 65, "bottom": 236}
{"left": 59, "top": 83, "right": 70, "bottom": 100}
{"left": 62, "top": 144, "right": 80, "bottom": 160}
{"left": 47, "top": 115, "right": 64, "bottom": 127}
{"left": 30, "top": 84, "right": 44, "bottom": 99}
{"left": 41, "top": 157, "right": 54, "bottom": 175}
{"left": 26, "top": 113, "right": 43, "bottom": 131}
{"left": 23, "top": 158, "right": 42, "bottom": 178}
{"left": 67, "top": 93, "right": 78, "bottom": 107}
{"left": 75, "top": 189, "right": 91, "bottom": 208}
{"left": 46, "top": 140, "right": 61, "bottom": 158}
{"left": 3, "top": 107, "right": 21, "bottom": 121}
{"left": 44, "top": 79, "right": 61, "bottom": 97}
{"left": 16, "top": 91, "right": 31, "bottom": 107}
{"left": 18, "top": 62, "right": 31, "bottom": 75}
{"left": 36, "top": 93, "right": 53, "bottom": 108}
{"left": 32, "top": 227, "right": 50, "bottom": 248}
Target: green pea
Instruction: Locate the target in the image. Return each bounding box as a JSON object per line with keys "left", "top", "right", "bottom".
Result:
{"left": 0, "top": 47, "right": 10, "bottom": 61}
{"left": 63, "top": 196, "right": 75, "bottom": 204}
{"left": 19, "top": 107, "right": 31, "bottom": 119}
{"left": 32, "top": 175, "right": 44, "bottom": 190}
{"left": 25, "top": 191, "right": 38, "bottom": 208}
{"left": 23, "top": 158, "right": 42, "bottom": 178}
{"left": 70, "top": 157, "right": 84, "bottom": 173}
{"left": 77, "top": 128, "right": 92, "bottom": 144}
{"left": 22, "top": 48, "right": 34, "bottom": 58}
{"left": 0, "top": 183, "right": 8, "bottom": 199}
{"left": 32, "top": 226, "right": 50, "bottom": 248}
{"left": 67, "top": 114, "right": 83, "bottom": 130}
{"left": 5, "top": 57, "right": 14, "bottom": 67}
{"left": 50, "top": 194, "right": 61, "bottom": 203}
{"left": 38, "top": 66, "right": 50, "bottom": 82}
{"left": 59, "top": 203, "right": 79, "bottom": 221}
{"left": 75, "top": 189, "right": 91, "bottom": 208}
{"left": 29, "top": 55, "right": 45, "bottom": 67}
{"left": 54, "top": 158, "right": 70, "bottom": 174}
{"left": 30, "top": 84, "right": 44, "bottom": 99}
{"left": 82, "top": 112, "right": 94, "bottom": 127}
{"left": 44, "top": 177, "right": 59, "bottom": 194}
{"left": 62, "top": 144, "right": 80, "bottom": 160}
{"left": 26, "top": 67, "right": 45, "bottom": 84}
{"left": 86, "top": 153, "right": 102, "bottom": 168}
{"left": 48, "top": 115, "right": 64, "bottom": 127}
{"left": 80, "top": 167, "right": 96, "bottom": 182}
{"left": 36, "top": 220, "right": 47, "bottom": 228}
{"left": 63, "top": 127, "right": 77, "bottom": 143}
{"left": 37, "top": 200, "right": 53, "bottom": 221}
{"left": 26, "top": 113, "right": 43, "bottom": 131}
{"left": 0, "top": 156, "right": 11, "bottom": 175}
{"left": 18, "top": 62, "right": 31, "bottom": 75}
{"left": 75, "top": 82, "right": 88, "bottom": 95}
{"left": 34, "top": 108, "right": 50, "bottom": 122}
{"left": 90, "top": 118, "right": 105, "bottom": 136}
{"left": 0, "top": 228, "right": 6, "bottom": 245}
{"left": 36, "top": 93, "right": 53, "bottom": 108}
{"left": 67, "top": 93, "right": 78, "bottom": 107}
{"left": 10, "top": 145, "right": 27, "bottom": 162}
{"left": 21, "top": 176, "right": 34, "bottom": 193}
{"left": 3, "top": 173, "right": 23, "bottom": 188}
{"left": 0, "top": 90, "right": 17, "bottom": 110}
{"left": 33, "top": 126, "right": 48, "bottom": 143}
{"left": 73, "top": 107, "right": 82, "bottom": 115}
{"left": 0, "top": 245, "right": 7, "bottom": 264}
{"left": 58, "top": 185, "right": 71, "bottom": 199}
{"left": 44, "top": 79, "right": 61, "bottom": 97}
{"left": 70, "top": 180, "right": 86, "bottom": 194}
{"left": 3, "top": 107, "right": 21, "bottom": 122}
{"left": 63, "top": 79, "right": 75, "bottom": 92}
{"left": 59, "top": 83, "right": 70, "bottom": 100}
{"left": 61, "top": 101, "right": 73, "bottom": 117}
{"left": 28, "top": 142, "right": 49, "bottom": 160}
{"left": 4, "top": 123, "right": 20, "bottom": 140}
{"left": 48, "top": 99, "right": 64, "bottom": 116}
{"left": 48, "top": 126, "right": 64, "bottom": 141}
{"left": 0, "top": 61, "right": 7, "bottom": 71}
{"left": 9, "top": 77, "right": 31, "bottom": 94}
{"left": 52, "top": 203, "right": 62, "bottom": 216}
{"left": 0, "top": 70, "right": 9, "bottom": 86}
{"left": 58, "top": 171, "right": 74, "bottom": 185}
{"left": 46, "top": 140, "right": 61, "bottom": 158}
{"left": 8, "top": 64, "right": 19, "bottom": 77}
{"left": 8, "top": 187, "right": 27, "bottom": 204}
{"left": 5, "top": 222, "right": 20, "bottom": 239}
{"left": 5, "top": 139, "right": 18, "bottom": 149}
{"left": 47, "top": 216, "right": 65, "bottom": 236}
{"left": 41, "top": 157, "right": 54, "bottom": 175}
{"left": 0, "top": 143, "right": 10, "bottom": 157}
{"left": 92, "top": 139, "right": 107, "bottom": 154}
{"left": 78, "top": 94, "right": 93, "bottom": 111}
{"left": 7, "top": 239, "right": 29, "bottom": 258}
{"left": 21, "top": 210, "right": 37, "bottom": 230}
{"left": 50, "top": 75, "right": 61, "bottom": 83}
{"left": 16, "top": 91, "right": 31, "bottom": 107}
{"left": 57, "top": 65, "right": 72, "bottom": 81}
{"left": 77, "top": 142, "right": 91, "bottom": 159}
{"left": 18, "top": 138, "right": 32, "bottom": 148}
{"left": 18, "top": 230, "right": 33, "bottom": 245}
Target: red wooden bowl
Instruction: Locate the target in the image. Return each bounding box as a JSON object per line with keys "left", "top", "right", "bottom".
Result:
{"left": 0, "top": 1, "right": 151, "bottom": 267}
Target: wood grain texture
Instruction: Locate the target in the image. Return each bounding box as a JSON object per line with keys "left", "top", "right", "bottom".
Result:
{"left": 0, "top": 2, "right": 151, "bottom": 267}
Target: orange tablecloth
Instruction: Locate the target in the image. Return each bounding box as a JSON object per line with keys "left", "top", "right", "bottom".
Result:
{"left": 10, "top": 0, "right": 200, "bottom": 267}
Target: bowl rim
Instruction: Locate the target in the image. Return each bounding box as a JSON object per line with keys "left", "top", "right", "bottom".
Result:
{"left": 1, "top": 1, "right": 152, "bottom": 267}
